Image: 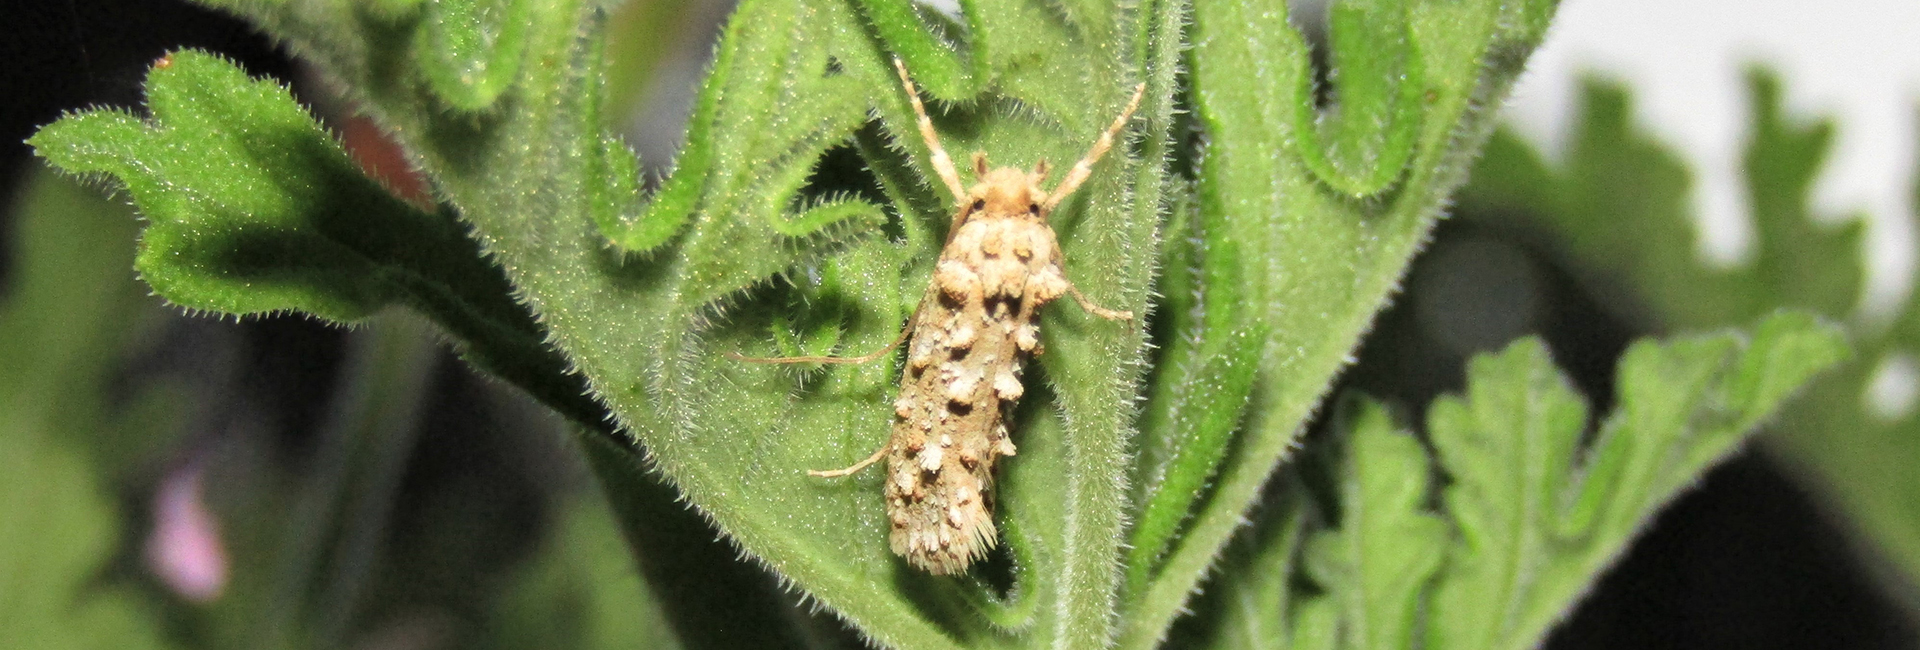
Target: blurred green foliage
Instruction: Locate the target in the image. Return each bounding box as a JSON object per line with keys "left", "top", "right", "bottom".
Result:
{"left": 1460, "top": 70, "right": 1920, "bottom": 600}
{"left": 0, "top": 170, "right": 178, "bottom": 650}
{"left": 1193, "top": 313, "right": 1845, "bottom": 650}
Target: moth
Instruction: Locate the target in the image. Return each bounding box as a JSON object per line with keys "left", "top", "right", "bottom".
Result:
{"left": 740, "top": 58, "right": 1143, "bottom": 575}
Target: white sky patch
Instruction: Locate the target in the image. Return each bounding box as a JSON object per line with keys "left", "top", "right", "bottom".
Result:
{"left": 916, "top": 0, "right": 963, "bottom": 20}
{"left": 1867, "top": 352, "right": 1920, "bottom": 422}
{"left": 1503, "top": 0, "right": 1920, "bottom": 323}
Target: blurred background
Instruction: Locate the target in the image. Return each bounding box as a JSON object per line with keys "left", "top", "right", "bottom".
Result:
{"left": 3, "top": 0, "right": 1919, "bottom": 648}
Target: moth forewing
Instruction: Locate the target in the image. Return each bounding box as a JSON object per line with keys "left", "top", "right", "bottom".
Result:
{"left": 740, "top": 57, "right": 1144, "bottom": 575}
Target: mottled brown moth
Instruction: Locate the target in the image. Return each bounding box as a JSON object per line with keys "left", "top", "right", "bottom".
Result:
{"left": 740, "top": 58, "right": 1143, "bottom": 575}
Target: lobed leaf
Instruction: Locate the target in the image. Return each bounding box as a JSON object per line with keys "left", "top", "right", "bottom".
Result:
{"left": 31, "top": 51, "right": 427, "bottom": 322}
{"left": 596, "top": 0, "right": 881, "bottom": 255}
{"left": 1291, "top": 398, "right": 1447, "bottom": 650}
{"left": 1426, "top": 312, "right": 1846, "bottom": 650}
{"left": 1458, "top": 68, "right": 1920, "bottom": 594}
{"left": 27, "top": 51, "right": 596, "bottom": 428}
{"left": 1190, "top": 313, "right": 1842, "bottom": 650}
{"left": 1120, "top": 0, "right": 1560, "bottom": 645}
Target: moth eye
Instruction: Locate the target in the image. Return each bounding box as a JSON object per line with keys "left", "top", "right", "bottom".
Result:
{"left": 1027, "top": 202, "right": 1040, "bottom": 214}
{"left": 971, "top": 199, "right": 986, "bottom": 212}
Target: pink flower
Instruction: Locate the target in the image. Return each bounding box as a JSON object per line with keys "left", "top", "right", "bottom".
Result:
{"left": 145, "top": 466, "right": 227, "bottom": 603}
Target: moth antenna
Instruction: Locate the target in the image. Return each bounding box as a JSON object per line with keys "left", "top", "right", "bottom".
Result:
{"left": 893, "top": 57, "right": 968, "bottom": 203}
{"left": 808, "top": 444, "right": 889, "bottom": 478}
{"left": 1068, "top": 284, "right": 1133, "bottom": 322}
{"left": 1043, "top": 82, "right": 1147, "bottom": 212}
{"left": 972, "top": 151, "right": 989, "bottom": 178}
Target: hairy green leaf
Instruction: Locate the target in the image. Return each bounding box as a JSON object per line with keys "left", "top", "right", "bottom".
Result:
{"left": 27, "top": 0, "right": 1570, "bottom": 644}
{"left": 1293, "top": 0, "right": 1423, "bottom": 197}
{"left": 31, "top": 52, "right": 422, "bottom": 322}
{"left": 848, "top": 0, "right": 980, "bottom": 99}
{"left": 1121, "top": 1, "right": 1559, "bottom": 645}
{"left": 591, "top": 0, "right": 1186, "bottom": 644}
{"left": 596, "top": 0, "right": 880, "bottom": 254}
{"left": 108, "top": 0, "right": 1177, "bottom": 645}
{"left": 1188, "top": 485, "right": 1307, "bottom": 650}
{"left": 1291, "top": 399, "right": 1446, "bottom": 650}
{"left": 419, "top": 0, "right": 533, "bottom": 111}
{"left": 28, "top": 49, "right": 600, "bottom": 454}
{"left": 1127, "top": 183, "right": 1263, "bottom": 594}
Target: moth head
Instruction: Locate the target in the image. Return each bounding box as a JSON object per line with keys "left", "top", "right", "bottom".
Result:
{"left": 967, "top": 167, "right": 1045, "bottom": 217}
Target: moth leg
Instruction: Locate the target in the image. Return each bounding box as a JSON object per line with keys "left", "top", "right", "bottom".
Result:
{"left": 807, "top": 443, "right": 889, "bottom": 478}
{"left": 727, "top": 323, "right": 913, "bottom": 365}
{"left": 893, "top": 56, "right": 968, "bottom": 203}
{"left": 1043, "top": 82, "right": 1148, "bottom": 212}
{"left": 1068, "top": 284, "right": 1133, "bottom": 322}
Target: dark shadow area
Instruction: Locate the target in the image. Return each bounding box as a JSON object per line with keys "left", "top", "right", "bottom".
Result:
{"left": 1549, "top": 449, "right": 1919, "bottom": 650}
